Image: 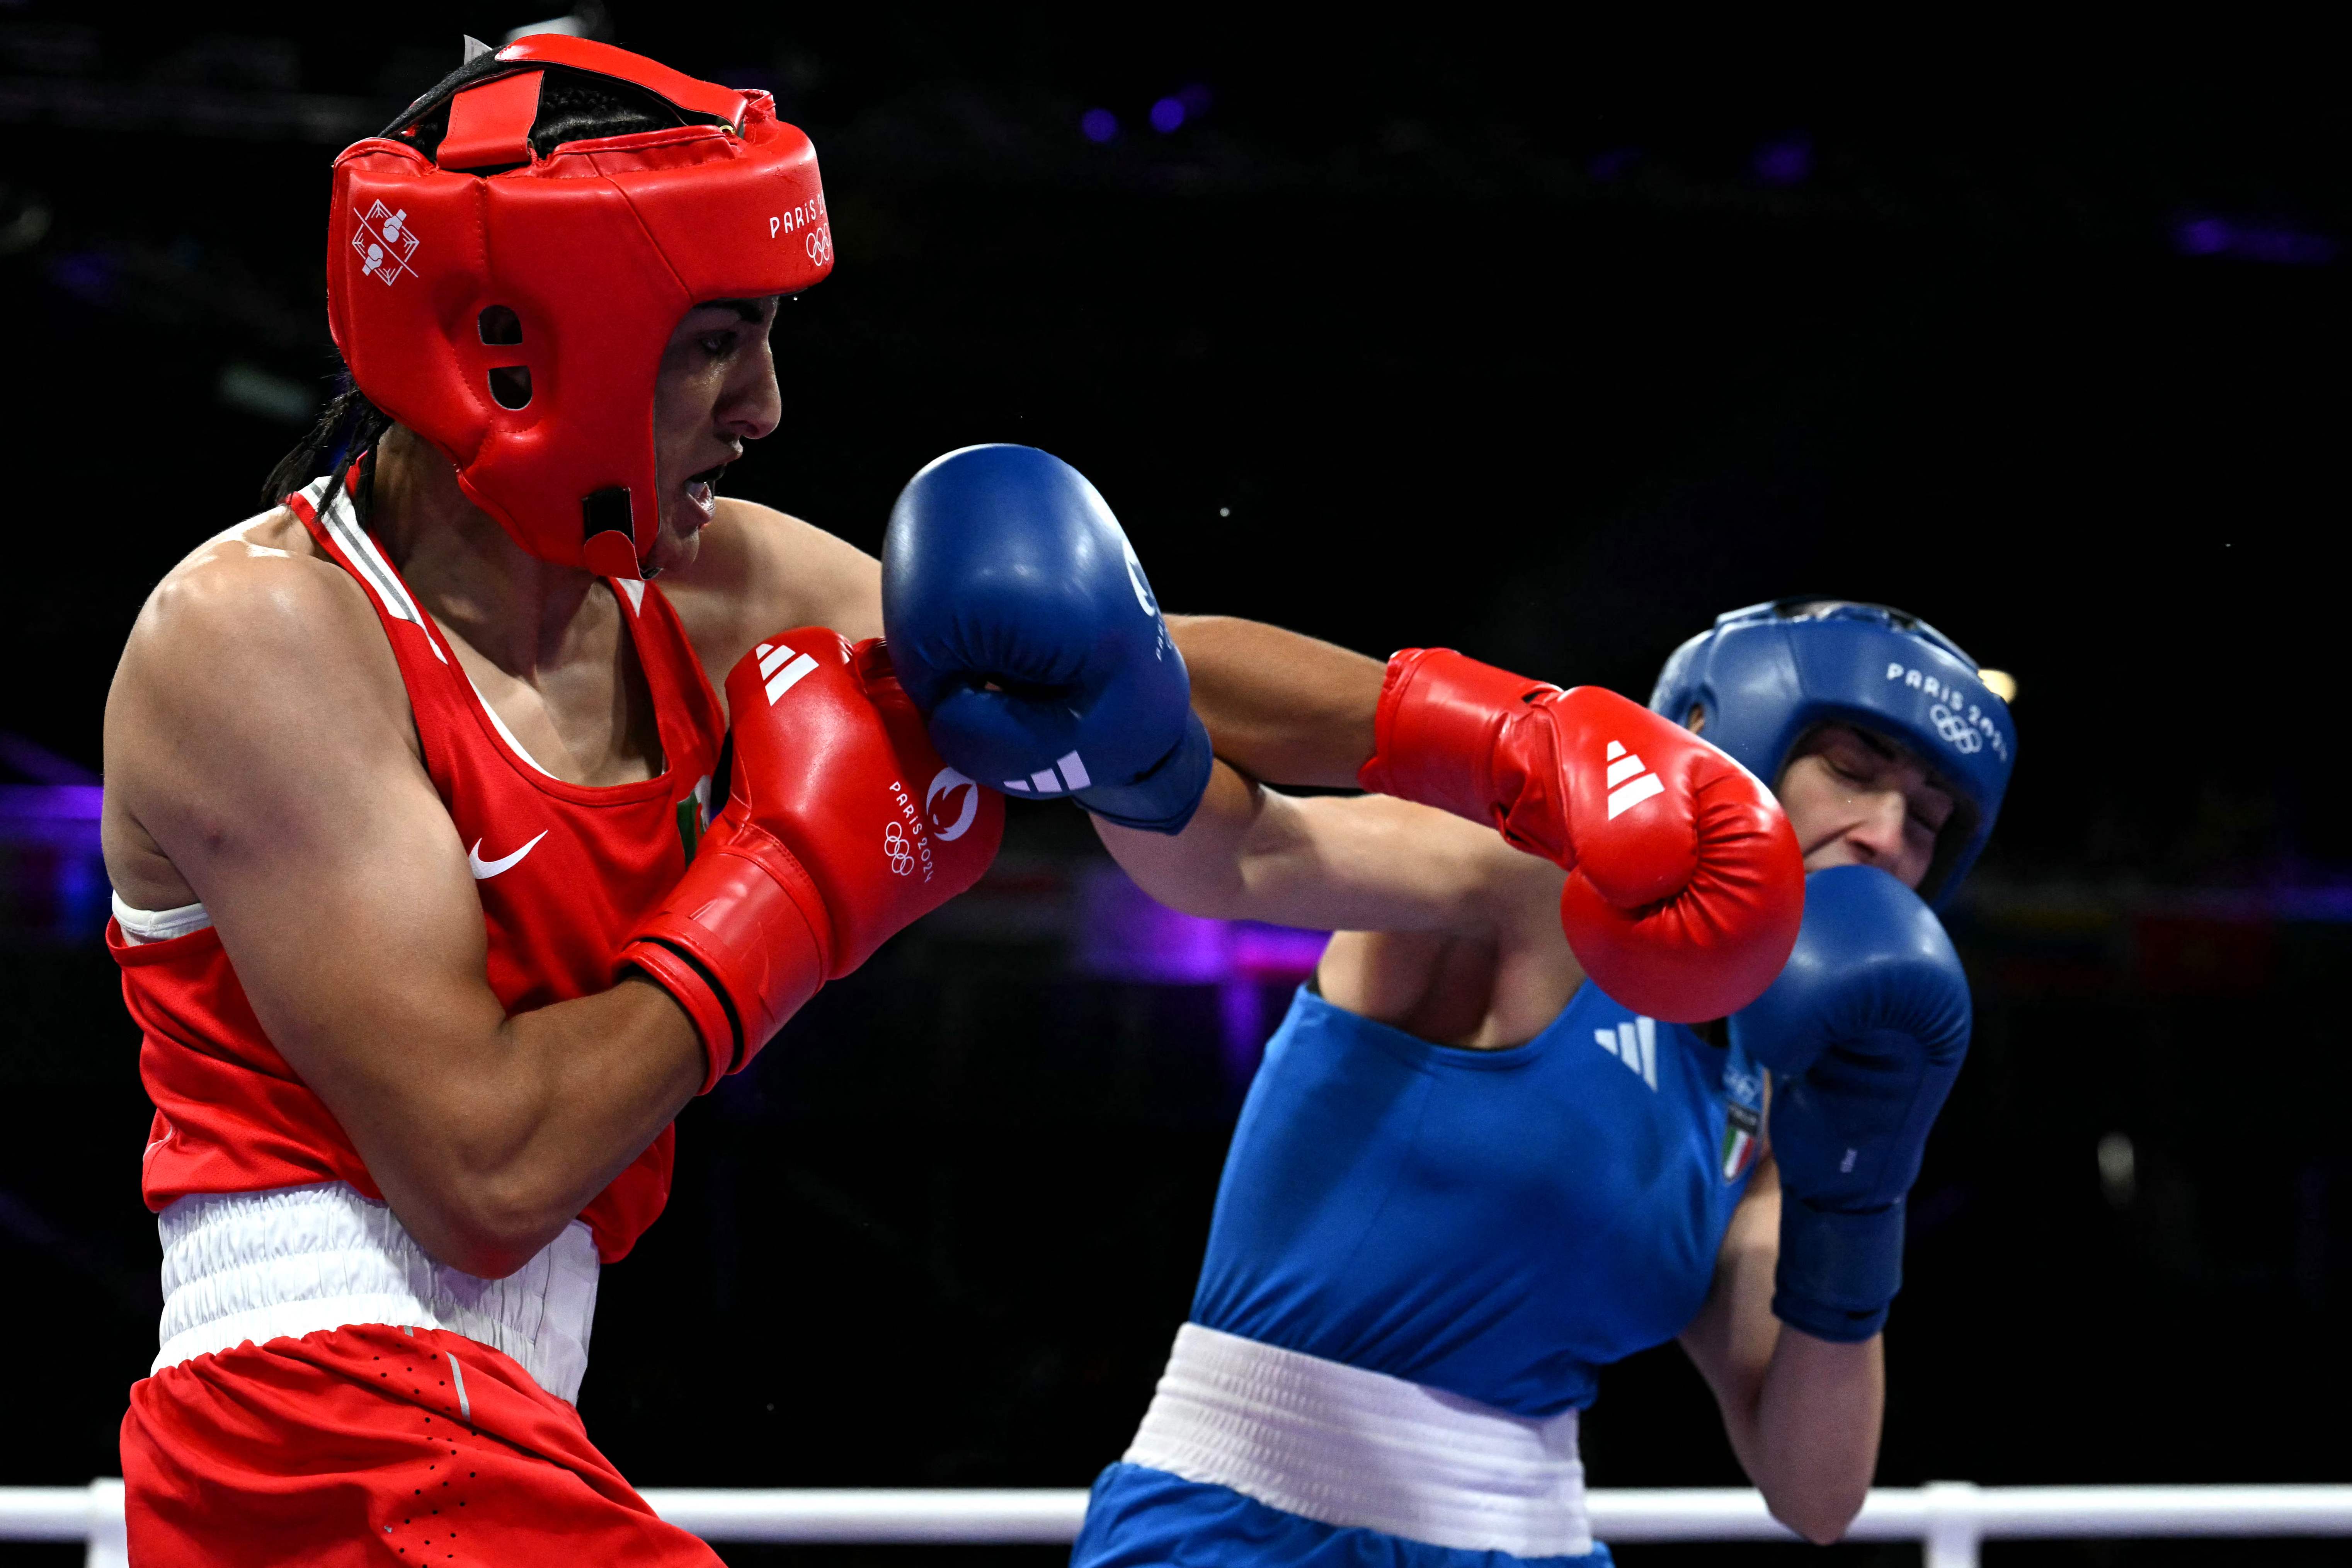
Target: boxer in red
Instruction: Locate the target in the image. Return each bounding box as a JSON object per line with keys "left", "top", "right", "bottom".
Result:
{"left": 99, "top": 36, "right": 1807, "bottom": 1564}
{"left": 98, "top": 37, "right": 1008, "bottom": 1565}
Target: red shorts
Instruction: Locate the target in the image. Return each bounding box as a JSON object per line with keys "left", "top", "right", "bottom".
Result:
{"left": 121, "top": 1323, "right": 720, "bottom": 1567}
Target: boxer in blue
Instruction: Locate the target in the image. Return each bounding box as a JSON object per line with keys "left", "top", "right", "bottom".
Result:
{"left": 1053, "top": 600, "right": 2009, "bottom": 1565}
{"left": 874, "top": 451, "right": 2010, "bottom": 1564}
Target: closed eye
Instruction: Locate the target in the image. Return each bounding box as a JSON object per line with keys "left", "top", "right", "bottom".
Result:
{"left": 1908, "top": 789, "right": 1956, "bottom": 833}
{"left": 1821, "top": 748, "right": 1882, "bottom": 787}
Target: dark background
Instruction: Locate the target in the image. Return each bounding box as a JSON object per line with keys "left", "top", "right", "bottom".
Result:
{"left": 2, "top": 5, "right": 2347, "bottom": 1563}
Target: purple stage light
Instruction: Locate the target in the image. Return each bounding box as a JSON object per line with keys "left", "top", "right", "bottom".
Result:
{"left": 2173, "top": 214, "right": 2339, "bottom": 265}
{"left": 1231, "top": 924, "right": 1332, "bottom": 980}
{"left": 1078, "top": 872, "right": 1229, "bottom": 984}
{"left": 1150, "top": 97, "right": 1185, "bottom": 134}
{"left": 47, "top": 251, "right": 116, "bottom": 305}
{"left": 2175, "top": 217, "right": 2230, "bottom": 256}
{"left": 1072, "top": 865, "right": 1327, "bottom": 1072}
{"left": 2272, "top": 886, "right": 2352, "bottom": 922}
{"left": 1752, "top": 135, "right": 1812, "bottom": 186}
{"left": 0, "top": 734, "right": 107, "bottom": 942}
{"left": 1075, "top": 865, "right": 1327, "bottom": 987}
{"left": 1586, "top": 147, "right": 1639, "bottom": 182}
{"left": 0, "top": 784, "right": 102, "bottom": 822}
{"left": 1081, "top": 107, "right": 1118, "bottom": 144}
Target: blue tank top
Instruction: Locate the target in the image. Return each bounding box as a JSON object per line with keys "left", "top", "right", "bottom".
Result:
{"left": 1191, "top": 982, "right": 1764, "bottom": 1418}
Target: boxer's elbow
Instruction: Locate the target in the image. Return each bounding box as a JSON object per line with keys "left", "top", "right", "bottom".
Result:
{"left": 1096, "top": 770, "right": 1320, "bottom": 926}
{"left": 380, "top": 1112, "right": 577, "bottom": 1279}
{"left": 1766, "top": 1480, "right": 1867, "bottom": 1546}
{"left": 1093, "top": 817, "right": 1251, "bottom": 921}
{"left": 398, "top": 1171, "right": 571, "bottom": 1280}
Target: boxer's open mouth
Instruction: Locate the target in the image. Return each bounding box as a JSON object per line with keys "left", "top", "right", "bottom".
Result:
{"left": 685, "top": 461, "right": 730, "bottom": 511}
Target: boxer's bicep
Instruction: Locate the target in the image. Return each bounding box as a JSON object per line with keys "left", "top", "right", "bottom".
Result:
{"left": 1238, "top": 793, "right": 1529, "bottom": 934}
{"left": 117, "top": 554, "right": 508, "bottom": 1188}
{"left": 774, "top": 508, "right": 884, "bottom": 641}
{"left": 665, "top": 499, "right": 882, "bottom": 699}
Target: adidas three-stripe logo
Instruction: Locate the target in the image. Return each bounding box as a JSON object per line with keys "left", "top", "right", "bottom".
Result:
{"left": 1603, "top": 738, "right": 1664, "bottom": 819}
{"left": 1001, "top": 751, "right": 1091, "bottom": 797}
{"left": 757, "top": 642, "right": 819, "bottom": 705}
{"left": 1596, "top": 1014, "right": 1659, "bottom": 1090}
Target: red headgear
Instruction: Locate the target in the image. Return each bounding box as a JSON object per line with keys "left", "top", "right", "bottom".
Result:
{"left": 326, "top": 36, "right": 832, "bottom": 578}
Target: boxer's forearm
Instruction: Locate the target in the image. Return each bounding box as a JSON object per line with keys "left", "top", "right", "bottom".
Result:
{"left": 1683, "top": 1166, "right": 1879, "bottom": 1544}
{"left": 1095, "top": 761, "right": 1520, "bottom": 937}
{"left": 1093, "top": 761, "right": 1265, "bottom": 918}
{"left": 351, "top": 980, "right": 705, "bottom": 1280}
{"left": 1744, "top": 1328, "right": 1883, "bottom": 1543}
{"left": 1169, "top": 615, "right": 1382, "bottom": 788}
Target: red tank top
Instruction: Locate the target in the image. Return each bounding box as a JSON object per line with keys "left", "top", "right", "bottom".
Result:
{"left": 112, "top": 478, "right": 727, "bottom": 1263}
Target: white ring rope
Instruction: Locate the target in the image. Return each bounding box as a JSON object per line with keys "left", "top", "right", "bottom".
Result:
{"left": 7, "top": 1483, "right": 2352, "bottom": 1566}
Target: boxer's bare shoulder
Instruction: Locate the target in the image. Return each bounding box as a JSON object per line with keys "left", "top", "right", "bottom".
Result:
{"left": 659, "top": 496, "right": 883, "bottom": 697}
{"left": 130, "top": 504, "right": 369, "bottom": 638}
{"left": 1099, "top": 766, "right": 1583, "bottom": 1048}
{"left": 102, "top": 504, "right": 419, "bottom": 911}
{"left": 1316, "top": 812, "right": 1581, "bottom": 1049}
{"left": 113, "top": 504, "right": 403, "bottom": 742}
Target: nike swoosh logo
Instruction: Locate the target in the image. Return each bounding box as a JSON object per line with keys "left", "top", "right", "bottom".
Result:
{"left": 468, "top": 831, "right": 549, "bottom": 880}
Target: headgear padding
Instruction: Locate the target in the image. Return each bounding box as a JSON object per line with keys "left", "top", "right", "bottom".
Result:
{"left": 327, "top": 35, "right": 832, "bottom": 578}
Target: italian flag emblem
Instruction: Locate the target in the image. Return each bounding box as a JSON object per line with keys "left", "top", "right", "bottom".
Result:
{"left": 1721, "top": 1100, "right": 1761, "bottom": 1181}
{"left": 675, "top": 774, "right": 715, "bottom": 865}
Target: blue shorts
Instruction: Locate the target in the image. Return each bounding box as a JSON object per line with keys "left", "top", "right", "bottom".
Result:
{"left": 1070, "top": 1462, "right": 1615, "bottom": 1568}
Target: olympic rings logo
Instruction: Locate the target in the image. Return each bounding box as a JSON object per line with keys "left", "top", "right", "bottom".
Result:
{"left": 1928, "top": 704, "right": 1983, "bottom": 754}
{"left": 883, "top": 820, "right": 916, "bottom": 875}
{"left": 805, "top": 225, "right": 833, "bottom": 266}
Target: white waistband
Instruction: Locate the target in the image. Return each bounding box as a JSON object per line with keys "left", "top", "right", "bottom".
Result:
{"left": 155, "top": 1182, "right": 599, "bottom": 1405}
{"left": 1124, "top": 1323, "right": 1591, "bottom": 1559}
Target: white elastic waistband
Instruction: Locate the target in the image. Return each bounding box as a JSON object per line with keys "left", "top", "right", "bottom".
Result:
{"left": 155, "top": 1182, "right": 599, "bottom": 1405}
{"left": 1124, "top": 1323, "right": 1591, "bottom": 1559}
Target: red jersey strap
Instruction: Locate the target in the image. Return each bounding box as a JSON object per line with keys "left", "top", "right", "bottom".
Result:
{"left": 286, "top": 474, "right": 451, "bottom": 667}
{"left": 286, "top": 477, "right": 478, "bottom": 790}
{"left": 604, "top": 574, "right": 727, "bottom": 813}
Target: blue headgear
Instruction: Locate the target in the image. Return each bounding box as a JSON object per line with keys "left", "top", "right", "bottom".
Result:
{"left": 1648, "top": 599, "right": 2015, "bottom": 904}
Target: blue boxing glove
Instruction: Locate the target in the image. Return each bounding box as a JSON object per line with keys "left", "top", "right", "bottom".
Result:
{"left": 881, "top": 445, "right": 1212, "bottom": 834}
{"left": 1729, "top": 864, "right": 1971, "bottom": 1343}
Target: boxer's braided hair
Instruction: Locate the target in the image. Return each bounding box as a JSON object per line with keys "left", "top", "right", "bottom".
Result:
{"left": 261, "top": 54, "right": 704, "bottom": 523}
{"left": 261, "top": 378, "right": 395, "bottom": 523}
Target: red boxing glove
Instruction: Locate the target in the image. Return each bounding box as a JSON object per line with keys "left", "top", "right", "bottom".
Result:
{"left": 1357, "top": 648, "right": 1802, "bottom": 1022}
{"left": 621, "top": 631, "right": 1005, "bottom": 1091}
